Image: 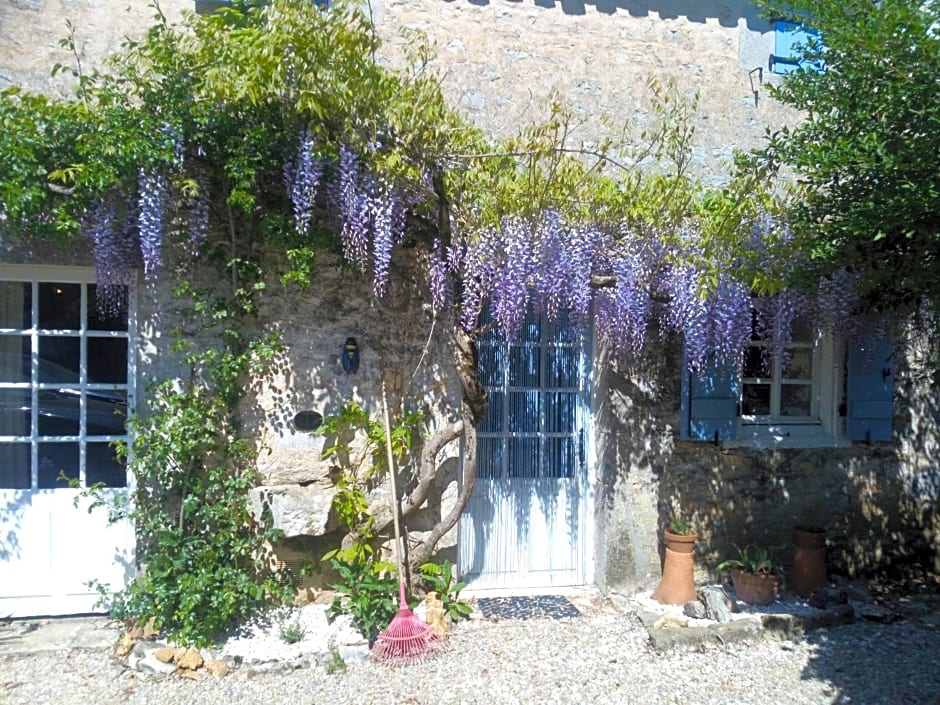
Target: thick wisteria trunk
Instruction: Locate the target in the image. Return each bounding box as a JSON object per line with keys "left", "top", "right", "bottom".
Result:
{"left": 403, "top": 168, "right": 488, "bottom": 570}
{"left": 406, "top": 323, "right": 486, "bottom": 570}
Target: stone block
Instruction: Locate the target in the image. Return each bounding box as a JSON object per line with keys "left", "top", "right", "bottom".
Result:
{"left": 177, "top": 647, "right": 204, "bottom": 671}
{"left": 249, "top": 485, "right": 338, "bottom": 537}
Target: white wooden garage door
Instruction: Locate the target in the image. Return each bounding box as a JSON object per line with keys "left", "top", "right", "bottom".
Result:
{"left": 0, "top": 266, "right": 135, "bottom": 617}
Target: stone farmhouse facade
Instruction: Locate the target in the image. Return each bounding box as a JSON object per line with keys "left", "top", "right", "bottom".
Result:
{"left": 1, "top": 0, "right": 937, "bottom": 617}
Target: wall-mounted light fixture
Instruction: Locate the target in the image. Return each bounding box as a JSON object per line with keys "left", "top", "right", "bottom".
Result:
{"left": 341, "top": 337, "right": 360, "bottom": 374}
{"left": 748, "top": 67, "right": 763, "bottom": 107}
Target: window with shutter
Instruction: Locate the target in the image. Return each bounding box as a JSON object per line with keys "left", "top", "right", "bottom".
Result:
{"left": 770, "top": 20, "right": 824, "bottom": 75}
{"left": 682, "top": 315, "right": 893, "bottom": 448}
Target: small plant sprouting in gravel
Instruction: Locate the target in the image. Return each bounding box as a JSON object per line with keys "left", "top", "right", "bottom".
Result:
{"left": 277, "top": 610, "right": 307, "bottom": 645}
{"left": 324, "top": 638, "right": 347, "bottom": 674}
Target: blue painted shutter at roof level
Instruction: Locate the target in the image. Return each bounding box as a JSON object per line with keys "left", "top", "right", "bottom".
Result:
{"left": 846, "top": 329, "right": 895, "bottom": 442}
{"left": 772, "top": 20, "right": 823, "bottom": 74}
{"left": 680, "top": 352, "right": 740, "bottom": 442}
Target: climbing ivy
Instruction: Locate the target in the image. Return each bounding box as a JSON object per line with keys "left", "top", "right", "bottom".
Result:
{"left": 84, "top": 281, "right": 291, "bottom": 647}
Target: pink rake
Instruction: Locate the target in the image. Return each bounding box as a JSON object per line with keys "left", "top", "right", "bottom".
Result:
{"left": 371, "top": 579, "right": 443, "bottom": 665}
{"left": 371, "top": 382, "right": 443, "bottom": 666}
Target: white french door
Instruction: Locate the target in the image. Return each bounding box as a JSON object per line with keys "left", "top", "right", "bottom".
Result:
{"left": 0, "top": 266, "right": 135, "bottom": 616}
{"left": 459, "top": 312, "right": 592, "bottom": 590}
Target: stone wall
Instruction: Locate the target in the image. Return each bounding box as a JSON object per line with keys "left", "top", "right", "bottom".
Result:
{"left": 374, "top": 0, "right": 799, "bottom": 184}
{"left": 0, "top": 1, "right": 187, "bottom": 96}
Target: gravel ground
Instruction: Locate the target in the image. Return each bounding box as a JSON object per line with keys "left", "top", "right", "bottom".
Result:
{"left": 3, "top": 601, "right": 940, "bottom": 705}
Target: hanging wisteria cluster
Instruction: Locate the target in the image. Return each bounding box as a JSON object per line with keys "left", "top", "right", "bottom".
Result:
{"left": 80, "top": 134, "right": 865, "bottom": 375}
{"left": 283, "top": 129, "right": 323, "bottom": 238}
{"left": 447, "top": 207, "right": 862, "bottom": 376}
{"left": 82, "top": 197, "right": 141, "bottom": 314}
{"left": 138, "top": 169, "right": 168, "bottom": 276}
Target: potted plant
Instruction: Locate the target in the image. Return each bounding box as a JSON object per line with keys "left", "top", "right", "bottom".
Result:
{"left": 663, "top": 516, "right": 697, "bottom": 554}
{"left": 652, "top": 516, "right": 698, "bottom": 605}
{"left": 717, "top": 545, "right": 779, "bottom": 606}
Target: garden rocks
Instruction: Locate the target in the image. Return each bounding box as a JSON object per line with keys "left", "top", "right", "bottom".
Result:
{"left": 633, "top": 587, "right": 859, "bottom": 652}
{"left": 118, "top": 604, "right": 371, "bottom": 679}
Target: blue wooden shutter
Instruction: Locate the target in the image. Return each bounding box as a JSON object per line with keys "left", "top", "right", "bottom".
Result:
{"left": 846, "top": 328, "right": 895, "bottom": 442}
{"left": 680, "top": 349, "right": 740, "bottom": 442}
{"left": 771, "top": 21, "right": 823, "bottom": 74}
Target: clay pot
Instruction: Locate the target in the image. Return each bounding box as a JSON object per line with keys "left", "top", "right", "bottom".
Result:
{"left": 663, "top": 528, "right": 697, "bottom": 554}
{"left": 730, "top": 568, "right": 778, "bottom": 605}
{"left": 792, "top": 527, "right": 827, "bottom": 598}
{"left": 652, "top": 547, "right": 697, "bottom": 605}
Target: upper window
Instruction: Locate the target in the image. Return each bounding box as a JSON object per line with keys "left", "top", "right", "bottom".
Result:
{"left": 770, "top": 20, "right": 824, "bottom": 75}
{"left": 0, "top": 268, "right": 132, "bottom": 490}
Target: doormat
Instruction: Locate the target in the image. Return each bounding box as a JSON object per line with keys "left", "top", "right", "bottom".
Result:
{"left": 474, "top": 595, "right": 581, "bottom": 620}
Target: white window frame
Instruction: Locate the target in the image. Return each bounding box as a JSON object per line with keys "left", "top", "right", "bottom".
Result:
{"left": 731, "top": 321, "right": 849, "bottom": 449}
{"left": 0, "top": 265, "right": 136, "bottom": 489}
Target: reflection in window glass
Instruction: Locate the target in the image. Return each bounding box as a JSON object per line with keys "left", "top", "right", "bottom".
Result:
{"left": 508, "top": 391, "right": 540, "bottom": 433}
{"left": 508, "top": 346, "right": 540, "bottom": 387}
{"left": 477, "top": 436, "right": 504, "bottom": 479}
{"left": 545, "top": 393, "right": 576, "bottom": 433}
{"left": 784, "top": 349, "right": 813, "bottom": 379}
{"left": 508, "top": 438, "right": 540, "bottom": 478}
{"left": 38, "top": 336, "right": 80, "bottom": 382}
{"left": 37, "top": 389, "right": 80, "bottom": 436}
{"left": 781, "top": 384, "right": 812, "bottom": 417}
{"left": 0, "top": 281, "right": 31, "bottom": 328}
{"left": 480, "top": 391, "right": 504, "bottom": 434}
{"left": 38, "top": 283, "right": 80, "bottom": 329}
{"left": 38, "top": 442, "right": 79, "bottom": 488}
{"left": 88, "top": 285, "right": 128, "bottom": 331}
{"left": 742, "top": 384, "right": 771, "bottom": 415}
{"left": 0, "top": 338, "right": 29, "bottom": 382}
{"left": 87, "top": 442, "right": 127, "bottom": 488}
{"left": 477, "top": 345, "right": 505, "bottom": 387}
{"left": 544, "top": 437, "right": 575, "bottom": 479}
{"left": 548, "top": 346, "right": 578, "bottom": 387}
{"left": 0, "top": 388, "right": 31, "bottom": 436}
{"left": 87, "top": 391, "right": 127, "bottom": 436}
{"left": 0, "top": 443, "right": 30, "bottom": 489}
{"left": 743, "top": 346, "right": 769, "bottom": 378}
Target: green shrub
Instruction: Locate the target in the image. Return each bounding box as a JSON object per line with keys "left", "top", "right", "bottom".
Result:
{"left": 416, "top": 559, "right": 473, "bottom": 622}
{"left": 326, "top": 557, "right": 399, "bottom": 644}
{"left": 86, "top": 324, "right": 291, "bottom": 647}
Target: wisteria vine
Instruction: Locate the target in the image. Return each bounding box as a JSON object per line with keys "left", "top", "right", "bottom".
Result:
{"left": 81, "top": 134, "right": 867, "bottom": 376}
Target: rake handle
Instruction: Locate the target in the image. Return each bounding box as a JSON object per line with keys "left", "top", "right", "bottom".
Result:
{"left": 381, "top": 382, "right": 406, "bottom": 583}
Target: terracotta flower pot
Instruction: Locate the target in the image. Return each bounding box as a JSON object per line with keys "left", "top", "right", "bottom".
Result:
{"left": 794, "top": 527, "right": 826, "bottom": 550}
{"left": 664, "top": 528, "right": 697, "bottom": 554}
{"left": 792, "top": 527, "right": 827, "bottom": 597}
{"left": 730, "top": 568, "right": 778, "bottom": 605}
{"left": 652, "top": 547, "right": 697, "bottom": 605}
